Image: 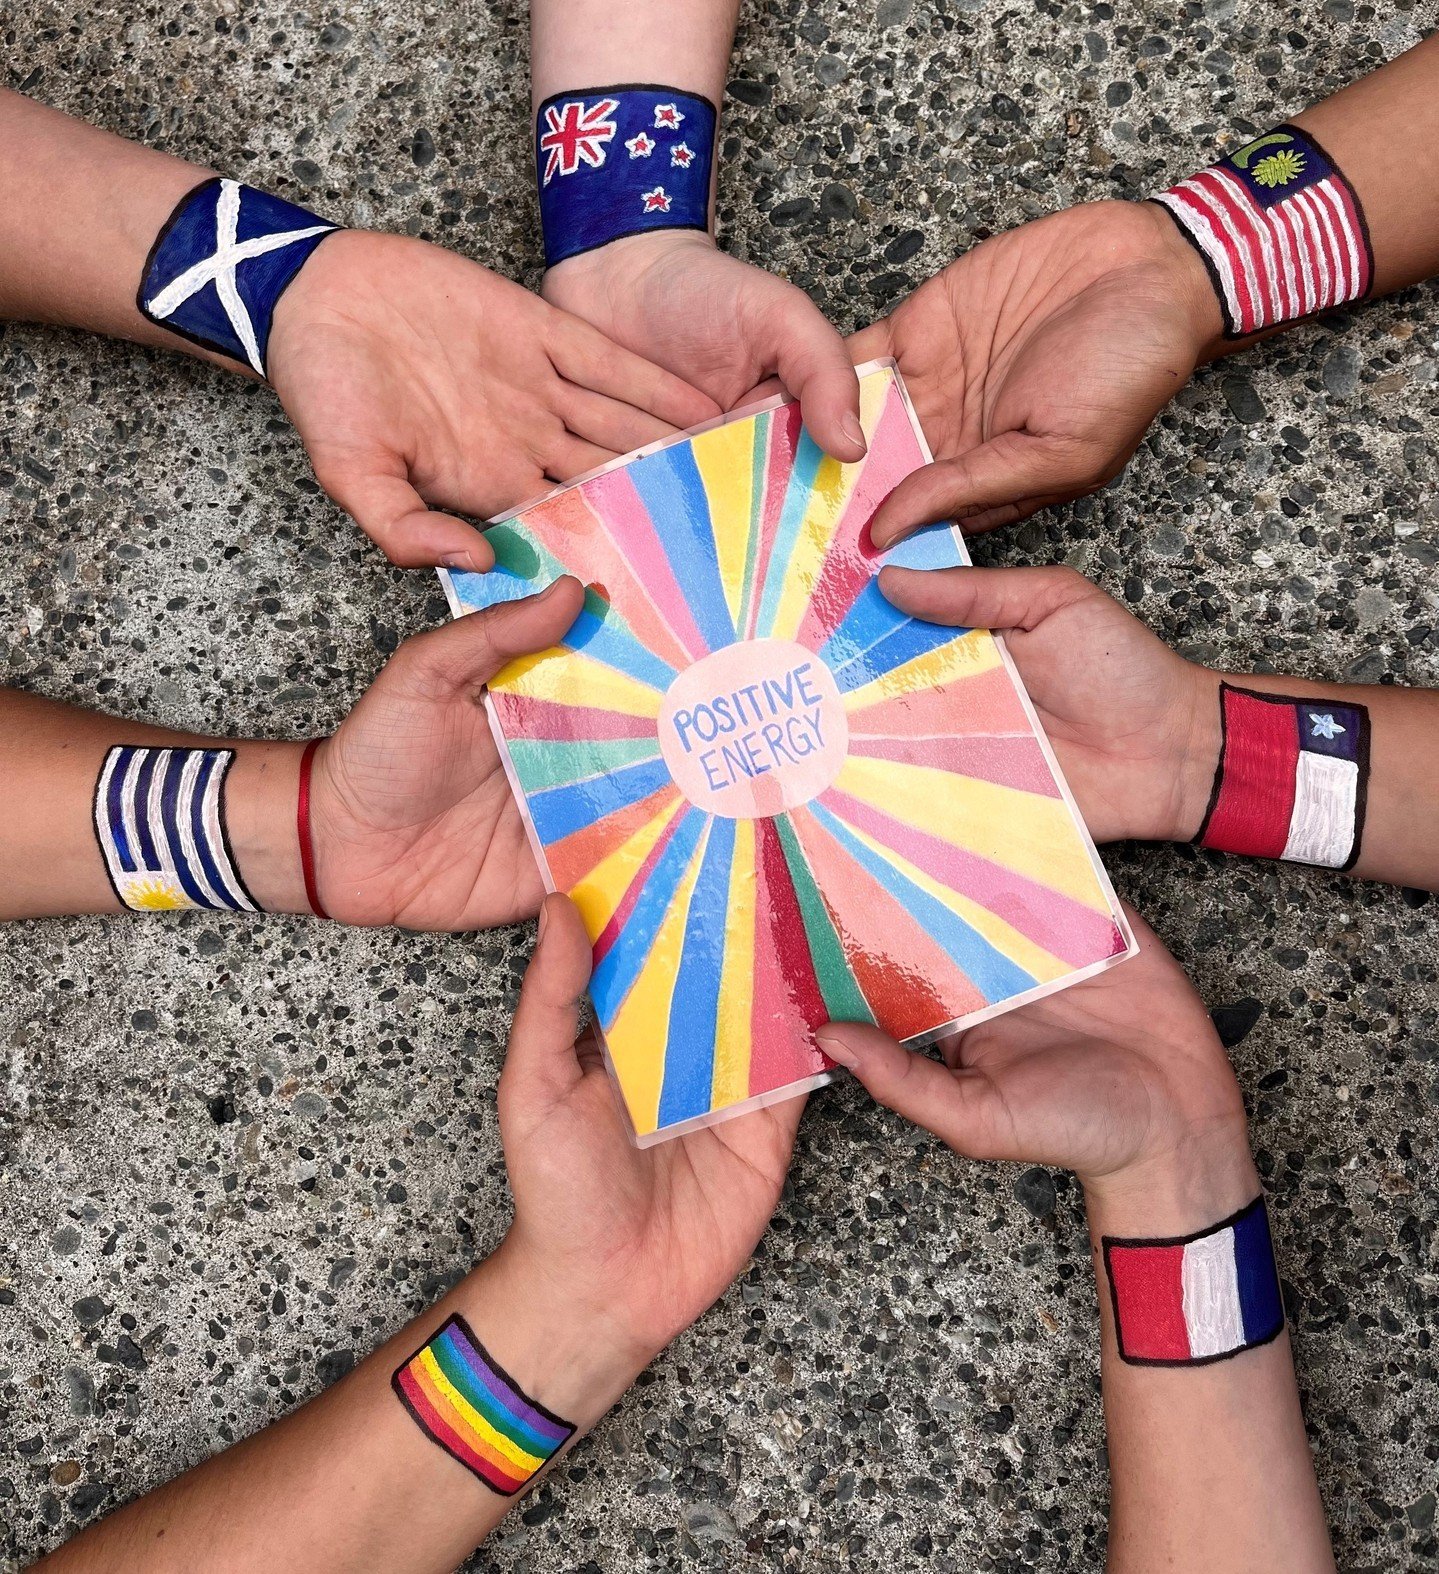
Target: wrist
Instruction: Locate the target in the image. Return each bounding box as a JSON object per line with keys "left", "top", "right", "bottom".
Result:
{"left": 1083, "top": 1121, "right": 1259, "bottom": 1239}
{"left": 223, "top": 741, "right": 309, "bottom": 914}
{"left": 1137, "top": 197, "right": 1227, "bottom": 361}
{"left": 543, "top": 227, "right": 714, "bottom": 313}
{"left": 1166, "top": 661, "right": 1224, "bottom": 841}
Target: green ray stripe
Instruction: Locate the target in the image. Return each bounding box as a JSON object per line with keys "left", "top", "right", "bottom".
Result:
{"left": 506, "top": 737, "right": 661, "bottom": 794}
{"left": 772, "top": 814, "right": 874, "bottom": 1024}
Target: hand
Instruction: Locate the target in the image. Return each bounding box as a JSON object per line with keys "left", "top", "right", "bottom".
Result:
{"left": 849, "top": 200, "right": 1223, "bottom": 543}
{"left": 544, "top": 230, "right": 866, "bottom": 461}
{"left": 817, "top": 908, "right": 1253, "bottom": 1218}
{"left": 486, "top": 892, "right": 802, "bottom": 1377}
{"left": 879, "top": 562, "right": 1219, "bottom": 843}
{"left": 306, "top": 578, "right": 589, "bottom": 929}
{"left": 266, "top": 230, "right": 720, "bottom": 569}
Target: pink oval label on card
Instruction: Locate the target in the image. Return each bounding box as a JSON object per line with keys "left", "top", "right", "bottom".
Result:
{"left": 658, "top": 638, "right": 849, "bottom": 819}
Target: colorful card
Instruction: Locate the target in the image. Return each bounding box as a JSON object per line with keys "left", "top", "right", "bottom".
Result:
{"left": 441, "top": 363, "right": 1135, "bottom": 1145}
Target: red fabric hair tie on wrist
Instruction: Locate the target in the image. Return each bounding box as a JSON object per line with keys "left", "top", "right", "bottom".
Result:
{"left": 297, "top": 738, "right": 331, "bottom": 920}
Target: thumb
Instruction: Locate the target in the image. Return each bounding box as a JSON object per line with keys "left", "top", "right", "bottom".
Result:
{"left": 817, "top": 1023, "right": 1007, "bottom": 1160}
{"left": 878, "top": 563, "right": 1097, "bottom": 633}
{"left": 499, "top": 894, "right": 595, "bottom": 1114}
{"left": 770, "top": 297, "right": 867, "bottom": 463}
{"left": 869, "top": 431, "right": 1104, "bottom": 549}
{"left": 383, "top": 576, "right": 586, "bottom": 698}
{"left": 322, "top": 463, "right": 495, "bottom": 573}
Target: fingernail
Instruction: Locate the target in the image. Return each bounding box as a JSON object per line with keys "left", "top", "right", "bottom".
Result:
{"left": 442, "top": 552, "right": 478, "bottom": 573}
{"left": 841, "top": 413, "right": 867, "bottom": 454}
{"left": 534, "top": 578, "right": 562, "bottom": 601}
{"left": 815, "top": 1030, "right": 858, "bottom": 1069}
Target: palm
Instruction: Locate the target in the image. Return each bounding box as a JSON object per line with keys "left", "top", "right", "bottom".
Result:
{"left": 853, "top": 201, "right": 1214, "bottom": 533}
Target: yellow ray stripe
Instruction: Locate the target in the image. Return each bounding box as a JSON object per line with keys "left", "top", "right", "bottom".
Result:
{"left": 691, "top": 420, "right": 756, "bottom": 630}
{"left": 833, "top": 813, "right": 1073, "bottom": 984}
{"left": 767, "top": 371, "right": 892, "bottom": 643}
{"left": 415, "top": 1348, "right": 545, "bottom": 1474}
{"left": 841, "top": 627, "right": 1002, "bottom": 712}
{"left": 607, "top": 824, "right": 710, "bottom": 1136}
{"left": 834, "top": 753, "right": 1112, "bottom": 914}
{"left": 710, "top": 818, "right": 757, "bottom": 1110}
{"left": 494, "top": 646, "right": 663, "bottom": 718}
{"left": 570, "top": 795, "right": 686, "bottom": 939}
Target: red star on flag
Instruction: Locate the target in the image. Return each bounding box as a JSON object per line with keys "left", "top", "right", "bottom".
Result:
{"left": 625, "top": 131, "right": 656, "bottom": 159}
{"left": 653, "top": 103, "right": 684, "bottom": 130}
{"left": 539, "top": 98, "right": 619, "bottom": 185}
{"left": 641, "top": 186, "right": 672, "bottom": 213}
{"left": 670, "top": 142, "right": 694, "bottom": 168}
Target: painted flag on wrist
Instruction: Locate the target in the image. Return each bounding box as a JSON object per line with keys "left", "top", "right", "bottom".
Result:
{"left": 536, "top": 85, "right": 716, "bottom": 266}
{"left": 1103, "top": 1196, "right": 1285, "bottom": 1366}
{"left": 1197, "top": 683, "right": 1370, "bottom": 870}
{"left": 1154, "top": 124, "right": 1372, "bottom": 337}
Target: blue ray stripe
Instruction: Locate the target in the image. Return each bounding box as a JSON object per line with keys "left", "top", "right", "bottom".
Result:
{"left": 657, "top": 817, "right": 735, "bottom": 1127}
{"left": 188, "top": 753, "right": 247, "bottom": 909}
{"left": 105, "top": 747, "right": 137, "bottom": 872}
{"left": 753, "top": 429, "right": 825, "bottom": 638}
{"left": 130, "top": 748, "right": 161, "bottom": 869}
{"left": 449, "top": 562, "right": 541, "bottom": 613}
{"left": 629, "top": 445, "right": 735, "bottom": 652}
{"left": 808, "top": 801, "right": 1036, "bottom": 1001}
{"left": 158, "top": 751, "right": 218, "bottom": 908}
{"left": 828, "top": 615, "right": 963, "bottom": 695}
{"left": 526, "top": 756, "right": 674, "bottom": 848}
{"left": 590, "top": 808, "right": 709, "bottom": 1030}
{"left": 885, "top": 522, "right": 969, "bottom": 572}
{"left": 816, "top": 522, "right": 967, "bottom": 667}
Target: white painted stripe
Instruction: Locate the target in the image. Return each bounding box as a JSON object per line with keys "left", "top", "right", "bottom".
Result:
{"left": 1294, "top": 191, "right": 1333, "bottom": 310}
{"left": 94, "top": 747, "right": 125, "bottom": 890}
{"left": 1211, "top": 168, "right": 1281, "bottom": 329}
{"left": 1276, "top": 200, "right": 1316, "bottom": 315}
{"left": 1182, "top": 175, "right": 1263, "bottom": 330}
{"left": 1282, "top": 752, "right": 1359, "bottom": 867}
{"left": 1181, "top": 1228, "right": 1245, "bottom": 1358}
{"left": 175, "top": 752, "right": 230, "bottom": 909}
{"left": 1156, "top": 190, "right": 1244, "bottom": 329}
{"left": 118, "top": 749, "right": 143, "bottom": 877}
{"left": 1315, "top": 181, "right": 1361, "bottom": 303}
{"left": 147, "top": 748, "right": 170, "bottom": 870}
{"left": 1305, "top": 186, "right": 1346, "bottom": 306}
{"left": 200, "top": 758, "right": 256, "bottom": 911}
{"left": 1267, "top": 188, "right": 1301, "bottom": 320}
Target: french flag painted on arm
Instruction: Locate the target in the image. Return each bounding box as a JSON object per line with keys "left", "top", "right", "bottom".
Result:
{"left": 1197, "top": 684, "right": 1370, "bottom": 871}
{"left": 1104, "top": 1196, "right": 1285, "bottom": 1366}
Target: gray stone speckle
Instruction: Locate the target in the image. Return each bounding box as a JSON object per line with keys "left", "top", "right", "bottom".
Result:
{"left": 3, "top": 4, "right": 1439, "bottom": 1573}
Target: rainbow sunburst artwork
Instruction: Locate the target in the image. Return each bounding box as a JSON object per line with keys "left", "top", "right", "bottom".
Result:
{"left": 442, "top": 363, "right": 1134, "bottom": 1144}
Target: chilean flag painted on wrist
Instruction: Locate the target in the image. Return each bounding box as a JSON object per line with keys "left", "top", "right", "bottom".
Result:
{"left": 1103, "top": 1196, "right": 1285, "bottom": 1366}
{"left": 1197, "top": 683, "right": 1369, "bottom": 870}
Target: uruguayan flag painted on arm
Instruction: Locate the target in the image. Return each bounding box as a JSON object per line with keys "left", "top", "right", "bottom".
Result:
{"left": 93, "top": 746, "right": 258, "bottom": 912}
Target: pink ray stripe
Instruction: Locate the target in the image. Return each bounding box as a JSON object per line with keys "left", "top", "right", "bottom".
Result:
{"left": 788, "top": 805, "right": 989, "bottom": 1031}
{"left": 564, "top": 468, "right": 713, "bottom": 664}
{"left": 489, "top": 691, "right": 660, "bottom": 744}
{"left": 794, "top": 386, "right": 927, "bottom": 650}
{"left": 847, "top": 732, "right": 1061, "bottom": 797}
{"left": 744, "top": 403, "right": 804, "bottom": 640}
{"left": 591, "top": 805, "right": 688, "bottom": 967}
{"left": 821, "top": 785, "right": 1124, "bottom": 969}
{"left": 848, "top": 663, "right": 1032, "bottom": 738}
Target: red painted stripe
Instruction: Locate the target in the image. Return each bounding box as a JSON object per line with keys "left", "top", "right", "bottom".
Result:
{"left": 1201, "top": 689, "right": 1300, "bottom": 859}
{"left": 1303, "top": 189, "right": 1342, "bottom": 311}
{"left": 1207, "top": 168, "right": 1285, "bottom": 330}
{"left": 1190, "top": 170, "right": 1264, "bottom": 332}
{"left": 1327, "top": 175, "right": 1371, "bottom": 295}
{"left": 397, "top": 1368, "right": 526, "bottom": 1493}
{"left": 1272, "top": 201, "right": 1309, "bottom": 317}
{"left": 1108, "top": 1244, "right": 1191, "bottom": 1362}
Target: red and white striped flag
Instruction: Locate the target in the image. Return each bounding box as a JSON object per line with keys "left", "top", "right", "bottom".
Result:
{"left": 1155, "top": 124, "right": 1372, "bottom": 337}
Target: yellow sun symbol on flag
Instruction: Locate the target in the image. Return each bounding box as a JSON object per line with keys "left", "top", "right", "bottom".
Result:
{"left": 126, "top": 876, "right": 188, "bottom": 910}
{"left": 1252, "top": 149, "right": 1306, "bottom": 188}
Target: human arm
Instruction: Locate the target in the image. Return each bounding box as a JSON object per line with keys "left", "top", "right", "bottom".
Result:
{"left": 875, "top": 562, "right": 1439, "bottom": 890}
{"left": 816, "top": 911, "right": 1335, "bottom": 1573}
{"left": 34, "top": 892, "right": 800, "bottom": 1572}
{"left": 529, "top": 0, "right": 864, "bottom": 458}
{"left": 0, "top": 579, "right": 596, "bottom": 926}
{"left": 0, "top": 89, "right": 716, "bottom": 569}
{"left": 849, "top": 35, "right": 1439, "bottom": 540}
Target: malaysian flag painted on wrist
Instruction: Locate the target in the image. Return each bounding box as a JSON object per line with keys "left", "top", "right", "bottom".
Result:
{"left": 1154, "top": 124, "right": 1373, "bottom": 338}
{"left": 1196, "top": 684, "right": 1370, "bottom": 871}
{"left": 93, "top": 745, "right": 259, "bottom": 913}
{"left": 1104, "top": 1196, "right": 1285, "bottom": 1367}
{"left": 536, "top": 85, "right": 716, "bottom": 267}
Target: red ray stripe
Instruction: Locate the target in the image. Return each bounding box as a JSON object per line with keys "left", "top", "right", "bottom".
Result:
{"left": 1299, "top": 189, "right": 1340, "bottom": 311}
{"left": 1201, "top": 689, "right": 1300, "bottom": 859}
{"left": 847, "top": 732, "right": 1060, "bottom": 798}
{"left": 745, "top": 404, "right": 804, "bottom": 640}
{"left": 545, "top": 784, "right": 679, "bottom": 892}
{"left": 1274, "top": 200, "right": 1315, "bottom": 315}
{"left": 750, "top": 817, "right": 830, "bottom": 1096}
{"left": 591, "top": 804, "right": 688, "bottom": 966}
{"left": 847, "top": 664, "right": 1032, "bottom": 738}
{"left": 489, "top": 691, "right": 660, "bottom": 744}
{"left": 1208, "top": 168, "right": 1285, "bottom": 330}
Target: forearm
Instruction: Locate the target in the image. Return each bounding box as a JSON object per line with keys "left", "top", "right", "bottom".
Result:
{"left": 36, "top": 1245, "right": 643, "bottom": 1574}
{"left": 0, "top": 690, "right": 307, "bottom": 919}
{"left": 1175, "top": 667, "right": 1439, "bottom": 890}
{"left": 0, "top": 91, "right": 223, "bottom": 362}
{"left": 1087, "top": 1142, "right": 1334, "bottom": 1572}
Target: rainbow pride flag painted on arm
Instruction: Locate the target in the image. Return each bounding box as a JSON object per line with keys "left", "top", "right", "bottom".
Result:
{"left": 442, "top": 363, "right": 1135, "bottom": 1144}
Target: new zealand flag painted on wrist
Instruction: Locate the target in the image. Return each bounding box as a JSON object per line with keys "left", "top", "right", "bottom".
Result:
{"left": 536, "top": 85, "right": 716, "bottom": 267}
{"left": 139, "top": 177, "right": 338, "bottom": 378}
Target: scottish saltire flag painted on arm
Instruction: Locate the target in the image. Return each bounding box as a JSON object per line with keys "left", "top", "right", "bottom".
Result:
{"left": 1154, "top": 124, "right": 1372, "bottom": 337}
{"left": 1103, "top": 1196, "right": 1285, "bottom": 1366}
{"left": 441, "top": 364, "right": 1134, "bottom": 1143}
